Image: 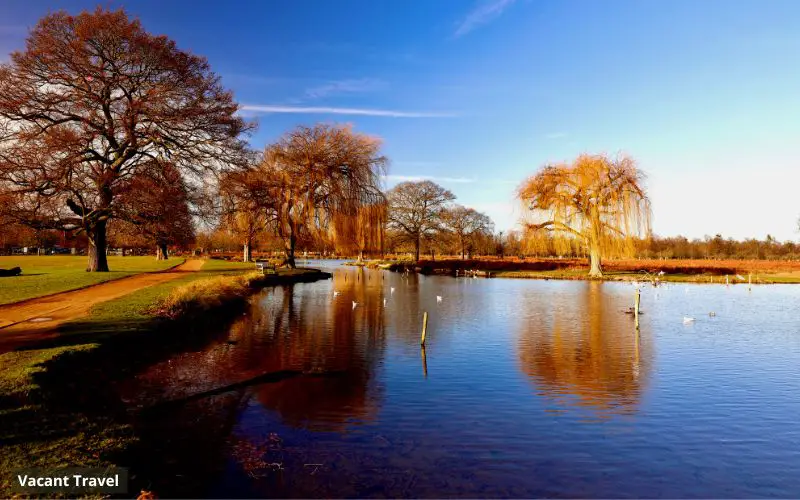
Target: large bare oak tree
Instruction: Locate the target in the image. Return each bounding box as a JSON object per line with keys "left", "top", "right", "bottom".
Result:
{"left": 0, "top": 8, "right": 250, "bottom": 271}
{"left": 387, "top": 180, "right": 455, "bottom": 261}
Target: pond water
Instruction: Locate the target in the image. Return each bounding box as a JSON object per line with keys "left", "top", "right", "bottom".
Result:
{"left": 119, "top": 260, "right": 800, "bottom": 498}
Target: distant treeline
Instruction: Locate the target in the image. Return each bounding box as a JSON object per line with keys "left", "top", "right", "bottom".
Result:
{"left": 385, "top": 231, "right": 800, "bottom": 261}
{"left": 3, "top": 220, "right": 799, "bottom": 262}
{"left": 499, "top": 232, "right": 800, "bottom": 261}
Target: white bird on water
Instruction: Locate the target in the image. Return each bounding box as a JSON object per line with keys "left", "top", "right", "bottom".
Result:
{"left": 333, "top": 290, "right": 340, "bottom": 297}
{"left": 436, "top": 295, "right": 443, "bottom": 303}
{"left": 352, "top": 301, "right": 358, "bottom": 309}
{"left": 383, "top": 298, "right": 387, "bottom": 307}
{"left": 390, "top": 287, "right": 395, "bottom": 295}
{"left": 683, "top": 316, "right": 695, "bottom": 324}
{"left": 658, "top": 270, "right": 666, "bottom": 276}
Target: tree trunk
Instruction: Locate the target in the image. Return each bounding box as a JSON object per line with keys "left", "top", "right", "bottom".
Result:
{"left": 121, "top": 247, "right": 127, "bottom": 257}
{"left": 86, "top": 221, "right": 110, "bottom": 272}
{"left": 243, "top": 240, "right": 252, "bottom": 262}
{"left": 414, "top": 236, "right": 420, "bottom": 262}
{"left": 589, "top": 243, "right": 603, "bottom": 277}
{"left": 157, "top": 243, "right": 169, "bottom": 260}
{"left": 284, "top": 231, "right": 297, "bottom": 269}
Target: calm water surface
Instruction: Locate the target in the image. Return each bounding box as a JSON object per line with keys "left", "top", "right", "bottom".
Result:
{"left": 120, "top": 260, "right": 800, "bottom": 498}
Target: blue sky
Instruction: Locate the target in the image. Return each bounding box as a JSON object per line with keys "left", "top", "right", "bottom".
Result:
{"left": 2, "top": 0, "right": 799, "bottom": 240}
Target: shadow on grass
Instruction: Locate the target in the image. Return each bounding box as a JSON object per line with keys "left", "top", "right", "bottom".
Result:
{"left": 1, "top": 303, "right": 250, "bottom": 497}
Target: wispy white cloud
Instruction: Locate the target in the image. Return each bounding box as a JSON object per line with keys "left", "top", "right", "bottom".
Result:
{"left": 384, "top": 175, "right": 475, "bottom": 184}
{"left": 454, "top": 0, "right": 517, "bottom": 38}
{"left": 544, "top": 132, "right": 567, "bottom": 139}
{"left": 305, "top": 78, "right": 385, "bottom": 99}
{"left": 240, "top": 104, "right": 455, "bottom": 118}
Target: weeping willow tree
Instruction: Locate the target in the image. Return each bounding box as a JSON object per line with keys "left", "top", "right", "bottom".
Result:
{"left": 517, "top": 153, "right": 651, "bottom": 277}
{"left": 330, "top": 194, "right": 388, "bottom": 260}
{"left": 261, "top": 124, "right": 388, "bottom": 268}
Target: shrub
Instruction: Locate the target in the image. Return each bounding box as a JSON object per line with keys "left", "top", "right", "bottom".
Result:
{"left": 157, "top": 272, "right": 263, "bottom": 318}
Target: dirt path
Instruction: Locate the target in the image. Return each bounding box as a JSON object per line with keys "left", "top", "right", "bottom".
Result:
{"left": 0, "top": 259, "right": 205, "bottom": 348}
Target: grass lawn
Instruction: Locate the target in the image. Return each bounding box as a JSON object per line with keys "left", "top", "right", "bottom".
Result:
{"left": 0, "top": 255, "right": 185, "bottom": 305}
{"left": 55, "top": 259, "right": 258, "bottom": 337}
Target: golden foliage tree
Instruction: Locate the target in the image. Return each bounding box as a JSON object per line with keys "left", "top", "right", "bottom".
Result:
{"left": 259, "top": 124, "right": 387, "bottom": 267}
{"left": 517, "top": 153, "right": 651, "bottom": 277}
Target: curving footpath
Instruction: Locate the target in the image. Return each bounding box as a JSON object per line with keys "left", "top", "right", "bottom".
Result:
{"left": 0, "top": 259, "right": 205, "bottom": 350}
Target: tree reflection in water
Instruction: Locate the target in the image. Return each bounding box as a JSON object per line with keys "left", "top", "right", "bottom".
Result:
{"left": 251, "top": 273, "right": 386, "bottom": 431}
{"left": 120, "top": 273, "right": 389, "bottom": 496}
{"left": 517, "top": 281, "right": 653, "bottom": 417}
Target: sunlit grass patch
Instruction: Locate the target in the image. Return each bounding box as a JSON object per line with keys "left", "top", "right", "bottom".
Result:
{"left": 0, "top": 256, "right": 184, "bottom": 305}
{"left": 155, "top": 272, "right": 259, "bottom": 318}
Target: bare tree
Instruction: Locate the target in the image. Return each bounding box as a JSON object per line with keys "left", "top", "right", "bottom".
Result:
{"left": 260, "top": 124, "right": 387, "bottom": 268}
{"left": 387, "top": 180, "right": 455, "bottom": 261}
{"left": 442, "top": 204, "right": 494, "bottom": 259}
{"left": 517, "top": 153, "right": 651, "bottom": 277}
{"left": 0, "top": 8, "right": 250, "bottom": 271}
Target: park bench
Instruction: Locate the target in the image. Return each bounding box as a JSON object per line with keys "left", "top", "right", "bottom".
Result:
{"left": 255, "top": 260, "right": 277, "bottom": 275}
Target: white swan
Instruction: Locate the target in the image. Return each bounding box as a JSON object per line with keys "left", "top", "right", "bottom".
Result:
{"left": 683, "top": 316, "right": 695, "bottom": 324}
{"left": 390, "top": 287, "right": 395, "bottom": 295}
{"left": 436, "top": 295, "right": 442, "bottom": 303}
{"left": 352, "top": 301, "right": 357, "bottom": 309}
{"left": 333, "top": 290, "right": 340, "bottom": 297}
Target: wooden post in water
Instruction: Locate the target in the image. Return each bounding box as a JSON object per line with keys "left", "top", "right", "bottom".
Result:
{"left": 420, "top": 311, "right": 428, "bottom": 346}
{"left": 634, "top": 288, "right": 641, "bottom": 329}
{"left": 421, "top": 346, "right": 428, "bottom": 378}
